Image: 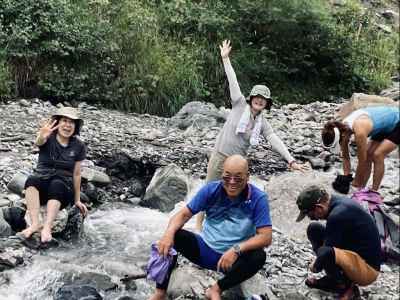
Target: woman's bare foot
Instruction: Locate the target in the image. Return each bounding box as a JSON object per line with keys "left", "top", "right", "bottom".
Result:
{"left": 41, "top": 226, "right": 53, "bottom": 243}
{"left": 205, "top": 284, "right": 222, "bottom": 300}
{"left": 21, "top": 224, "right": 40, "bottom": 239}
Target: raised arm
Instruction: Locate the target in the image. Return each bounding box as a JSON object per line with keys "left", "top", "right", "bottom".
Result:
{"left": 220, "top": 40, "right": 244, "bottom": 105}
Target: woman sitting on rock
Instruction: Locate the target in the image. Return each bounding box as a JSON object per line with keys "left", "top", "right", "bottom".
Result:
{"left": 21, "top": 107, "right": 88, "bottom": 243}
{"left": 196, "top": 40, "right": 309, "bottom": 230}
{"left": 322, "top": 106, "right": 400, "bottom": 195}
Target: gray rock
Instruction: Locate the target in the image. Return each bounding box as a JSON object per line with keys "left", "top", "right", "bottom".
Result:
{"left": 0, "top": 209, "right": 13, "bottom": 237}
{"left": 81, "top": 167, "right": 111, "bottom": 185}
{"left": 293, "top": 145, "right": 313, "bottom": 155}
{"left": 62, "top": 271, "right": 117, "bottom": 292}
{"left": 140, "top": 164, "right": 189, "bottom": 212}
{"left": 7, "top": 172, "right": 28, "bottom": 196}
{"left": 308, "top": 157, "right": 325, "bottom": 169}
{"left": 55, "top": 284, "right": 102, "bottom": 300}
{"left": 170, "top": 101, "right": 226, "bottom": 130}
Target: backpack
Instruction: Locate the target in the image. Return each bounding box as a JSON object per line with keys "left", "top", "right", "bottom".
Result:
{"left": 351, "top": 188, "right": 400, "bottom": 262}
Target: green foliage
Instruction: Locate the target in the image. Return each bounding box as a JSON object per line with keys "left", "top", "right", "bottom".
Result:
{"left": 0, "top": 0, "right": 398, "bottom": 114}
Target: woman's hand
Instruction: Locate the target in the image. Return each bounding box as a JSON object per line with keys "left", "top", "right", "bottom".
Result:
{"left": 39, "top": 119, "right": 59, "bottom": 140}
{"left": 289, "top": 161, "right": 311, "bottom": 173}
{"left": 219, "top": 39, "right": 232, "bottom": 59}
{"left": 75, "top": 200, "right": 88, "bottom": 217}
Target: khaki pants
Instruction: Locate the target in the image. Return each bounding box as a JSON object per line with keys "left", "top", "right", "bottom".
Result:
{"left": 334, "top": 248, "right": 379, "bottom": 286}
{"left": 206, "top": 151, "right": 228, "bottom": 182}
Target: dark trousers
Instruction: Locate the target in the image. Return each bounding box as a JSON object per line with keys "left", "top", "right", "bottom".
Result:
{"left": 157, "top": 229, "right": 266, "bottom": 291}
{"left": 307, "top": 222, "right": 349, "bottom": 284}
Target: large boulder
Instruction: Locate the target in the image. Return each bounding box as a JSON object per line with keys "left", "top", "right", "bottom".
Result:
{"left": 54, "top": 284, "right": 102, "bottom": 300}
{"left": 170, "top": 101, "right": 226, "bottom": 130}
{"left": 0, "top": 209, "right": 12, "bottom": 238}
{"left": 140, "top": 164, "right": 189, "bottom": 212}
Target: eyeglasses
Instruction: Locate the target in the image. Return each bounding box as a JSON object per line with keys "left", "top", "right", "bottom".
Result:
{"left": 222, "top": 175, "right": 244, "bottom": 184}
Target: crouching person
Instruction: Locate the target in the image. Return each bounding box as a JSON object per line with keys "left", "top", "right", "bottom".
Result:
{"left": 295, "top": 185, "right": 381, "bottom": 300}
{"left": 149, "top": 155, "right": 272, "bottom": 300}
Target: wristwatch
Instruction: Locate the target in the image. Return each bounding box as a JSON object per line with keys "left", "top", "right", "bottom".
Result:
{"left": 232, "top": 244, "right": 241, "bottom": 256}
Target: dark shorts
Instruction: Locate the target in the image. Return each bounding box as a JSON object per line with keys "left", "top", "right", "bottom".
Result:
{"left": 371, "top": 123, "right": 400, "bottom": 145}
{"left": 24, "top": 175, "right": 73, "bottom": 209}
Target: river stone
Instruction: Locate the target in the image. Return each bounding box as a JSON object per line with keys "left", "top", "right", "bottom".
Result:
{"left": 7, "top": 172, "right": 28, "bottom": 196}
{"left": 168, "top": 265, "right": 212, "bottom": 298}
{"left": 62, "top": 271, "right": 117, "bottom": 292}
{"left": 2, "top": 206, "right": 27, "bottom": 232}
{"left": 55, "top": 284, "right": 102, "bottom": 300}
{"left": 0, "top": 209, "right": 13, "bottom": 237}
{"left": 81, "top": 167, "right": 111, "bottom": 185}
{"left": 56, "top": 206, "right": 84, "bottom": 241}
{"left": 140, "top": 164, "right": 189, "bottom": 212}
{"left": 170, "top": 101, "right": 225, "bottom": 130}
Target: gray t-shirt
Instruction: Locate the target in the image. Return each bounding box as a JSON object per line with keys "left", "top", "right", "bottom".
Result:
{"left": 214, "top": 58, "right": 294, "bottom": 163}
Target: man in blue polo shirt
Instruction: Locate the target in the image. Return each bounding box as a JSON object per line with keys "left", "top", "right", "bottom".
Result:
{"left": 149, "top": 155, "right": 272, "bottom": 300}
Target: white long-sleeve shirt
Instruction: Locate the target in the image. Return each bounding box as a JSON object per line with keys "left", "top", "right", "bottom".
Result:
{"left": 213, "top": 57, "right": 294, "bottom": 163}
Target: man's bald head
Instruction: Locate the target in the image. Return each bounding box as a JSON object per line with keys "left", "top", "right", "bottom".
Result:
{"left": 223, "top": 154, "right": 249, "bottom": 174}
{"left": 222, "top": 155, "right": 249, "bottom": 199}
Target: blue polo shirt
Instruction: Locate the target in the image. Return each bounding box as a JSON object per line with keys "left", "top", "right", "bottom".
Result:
{"left": 187, "top": 181, "right": 272, "bottom": 253}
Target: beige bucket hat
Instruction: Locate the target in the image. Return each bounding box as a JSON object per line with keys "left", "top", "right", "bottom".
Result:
{"left": 51, "top": 107, "right": 84, "bottom": 134}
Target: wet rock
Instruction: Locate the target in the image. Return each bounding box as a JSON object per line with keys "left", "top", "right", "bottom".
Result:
{"left": 3, "top": 206, "right": 27, "bottom": 233}
{"left": 0, "top": 249, "right": 24, "bottom": 271}
{"left": 140, "top": 164, "right": 189, "bottom": 212}
{"left": 62, "top": 271, "right": 118, "bottom": 292}
{"left": 55, "top": 284, "right": 102, "bottom": 300}
{"left": 293, "top": 145, "right": 313, "bottom": 155}
{"left": 0, "top": 212, "right": 12, "bottom": 237}
{"left": 56, "top": 206, "right": 84, "bottom": 241}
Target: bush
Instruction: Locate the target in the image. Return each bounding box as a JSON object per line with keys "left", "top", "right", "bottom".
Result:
{"left": 0, "top": 0, "right": 398, "bottom": 115}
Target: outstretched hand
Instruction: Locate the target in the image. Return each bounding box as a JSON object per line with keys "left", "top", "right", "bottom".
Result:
{"left": 219, "top": 39, "right": 232, "bottom": 59}
{"left": 290, "top": 161, "right": 311, "bottom": 173}
{"left": 39, "top": 119, "right": 59, "bottom": 140}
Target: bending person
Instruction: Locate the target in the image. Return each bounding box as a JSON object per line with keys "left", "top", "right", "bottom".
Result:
{"left": 295, "top": 185, "right": 381, "bottom": 300}
{"left": 322, "top": 106, "right": 399, "bottom": 194}
{"left": 20, "top": 107, "right": 88, "bottom": 243}
{"left": 149, "top": 155, "right": 272, "bottom": 300}
{"left": 196, "top": 39, "right": 309, "bottom": 230}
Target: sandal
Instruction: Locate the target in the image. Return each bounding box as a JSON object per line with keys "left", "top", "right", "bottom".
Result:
{"left": 305, "top": 276, "right": 346, "bottom": 293}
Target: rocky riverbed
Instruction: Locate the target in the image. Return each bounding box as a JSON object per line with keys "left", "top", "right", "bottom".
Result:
{"left": 0, "top": 93, "right": 399, "bottom": 299}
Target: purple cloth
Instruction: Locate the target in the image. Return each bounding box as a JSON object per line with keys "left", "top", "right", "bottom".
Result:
{"left": 147, "top": 242, "right": 177, "bottom": 284}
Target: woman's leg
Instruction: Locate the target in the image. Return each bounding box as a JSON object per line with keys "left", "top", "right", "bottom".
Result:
{"left": 359, "top": 140, "right": 381, "bottom": 188}
{"left": 371, "top": 139, "right": 397, "bottom": 191}
{"left": 41, "top": 178, "right": 72, "bottom": 242}
{"left": 196, "top": 152, "right": 226, "bottom": 231}
{"left": 21, "top": 176, "right": 45, "bottom": 238}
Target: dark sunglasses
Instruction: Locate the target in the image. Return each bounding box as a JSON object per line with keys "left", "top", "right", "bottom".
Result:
{"left": 222, "top": 175, "right": 244, "bottom": 184}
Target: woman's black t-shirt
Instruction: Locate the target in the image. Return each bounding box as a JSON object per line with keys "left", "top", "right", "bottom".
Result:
{"left": 36, "top": 133, "right": 86, "bottom": 175}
